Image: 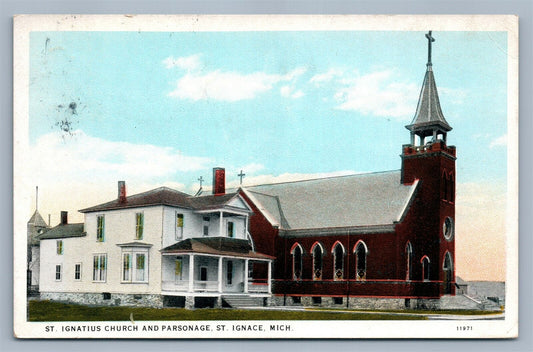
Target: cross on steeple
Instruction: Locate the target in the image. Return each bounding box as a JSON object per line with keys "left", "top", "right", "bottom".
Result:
{"left": 238, "top": 170, "right": 246, "bottom": 185}
{"left": 425, "top": 30, "right": 435, "bottom": 66}
{"left": 197, "top": 176, "right": 204, "bottom": 188}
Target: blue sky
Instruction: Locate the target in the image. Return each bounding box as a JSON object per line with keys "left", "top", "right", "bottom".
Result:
{"left": 27, "top": 30, "right": 509, "bottom": 280}
{"left": 29, "top": 30, "right": 507, "bottom": 185}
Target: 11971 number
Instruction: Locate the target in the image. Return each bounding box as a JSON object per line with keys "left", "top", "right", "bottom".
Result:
{"left": 457, "top": 326, "right": 473, "bottom": 331}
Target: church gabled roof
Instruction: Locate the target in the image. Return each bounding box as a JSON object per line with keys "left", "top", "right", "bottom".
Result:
{"left": 241, "top": 170, "right": 418, "bottom": 232}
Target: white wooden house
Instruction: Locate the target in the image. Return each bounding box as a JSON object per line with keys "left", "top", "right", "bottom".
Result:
{"left": 39, "top": 168, "right": 273, "bottom": 308}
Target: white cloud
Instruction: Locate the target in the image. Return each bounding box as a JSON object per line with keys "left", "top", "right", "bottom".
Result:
{"left": 309, "top": 68, "right": 344, "bottom": 86}
{"left": 24, "top": 130, "right": 211, "bottom": 223}
{"left": 168, "top": 65, "right": 306, "bottom": 102}
{"left": 489, "top": 134, "right": 507, "bottom": 149}
{"left": 333, "top": 70, "right": 419, "bottom": 118}
{"left": 162, "top": 54, "right": 202, "bottom": 70}
{"left": 29, "top": 130, "right": 210, "bottom": 181}
{"left": 280, "top": 85, "right": 305, "bottom": 99}
{"left": 285, "top": 67, "right": 307, "bottom": 80}
{"left": 236, "top": 163, "right": 266, "bottom": 174}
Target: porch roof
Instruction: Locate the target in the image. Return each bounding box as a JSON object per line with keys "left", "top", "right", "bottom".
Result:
{"left": 160, "top": 237, "right": 274, "bottom": 261}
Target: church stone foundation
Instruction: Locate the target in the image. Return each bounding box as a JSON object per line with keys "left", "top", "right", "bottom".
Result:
{"left": 40, "top": 292, "right": 163, "bottom": 307}
{"left": 272, "top": 295, "right": 443, "bottom": 310}
{"left": 414, "top": 298, "right": 441, "bottom": 310}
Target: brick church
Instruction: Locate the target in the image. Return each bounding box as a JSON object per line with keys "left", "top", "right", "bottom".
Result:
{"left": 33, "top": 32, "right": 456, "bottom": 310}
{"left": 239, "top": 31, "right": 456, "bottom": 309}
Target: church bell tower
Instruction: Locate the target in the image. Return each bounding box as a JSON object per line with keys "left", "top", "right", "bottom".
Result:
{"left": 401, "top": 31, "right": 456, "bottom": 295}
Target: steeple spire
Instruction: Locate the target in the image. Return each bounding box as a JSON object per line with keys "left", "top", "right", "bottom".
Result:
{"left": 406, "top": 31, "right": 452, "bottom": 146}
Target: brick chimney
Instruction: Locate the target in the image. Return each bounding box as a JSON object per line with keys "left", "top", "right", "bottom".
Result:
{"left": 212, "top": 167, "right": 225, "bottom": 195}
{"left": 60, "top": 211, "right": 68, "bottom": 225}
{"left": 118, "top": 181, "right": 127, "bottom": 203}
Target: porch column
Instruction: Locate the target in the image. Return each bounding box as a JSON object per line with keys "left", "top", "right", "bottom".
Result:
{"left": 243, "top": 259, "right": 249, "bottom": 293}
{"left": 219, "top": 211, "right": 223, "bottom": 237}
{"left": 218, "top": 256, "right": 223, "bottom": 293}
{"left": 267, "top": 260, "right": 272, "bottom": 294}
{"left": 188, "top": 254, "right": 195, "bottom": 293}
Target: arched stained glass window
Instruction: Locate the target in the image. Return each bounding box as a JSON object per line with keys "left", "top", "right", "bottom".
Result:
{"left": 333, "top": 242, "right": 345, "bottom": 280}
{"left": 312, "top": 243, "right": 324, "bottom": 280}
{"left": 421, "top": 256, "right": 430, "bottom": 281}
{"left": 355, "top": 241, "right": 368, "bottom": 281}
{"left": 406, "top": 242, "right": 413, "bottom": 281}
{"left": 291, "top": 244, "right": 303, "bottom": 280}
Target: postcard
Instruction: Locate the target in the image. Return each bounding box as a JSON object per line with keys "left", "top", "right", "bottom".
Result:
{"left": 13, "top": 14, "right": 518, "bottom": 338}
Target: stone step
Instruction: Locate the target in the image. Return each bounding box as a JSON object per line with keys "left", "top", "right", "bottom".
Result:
{"left": 222, "top": 295, "right": 264, "bottom": 308}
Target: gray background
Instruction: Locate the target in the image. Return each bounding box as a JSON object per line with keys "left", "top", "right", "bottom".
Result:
{"left": 2, "top": 0, "right": 531, "bottom": 351}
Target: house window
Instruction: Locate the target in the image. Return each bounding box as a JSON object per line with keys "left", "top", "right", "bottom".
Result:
{"left": 55, "top": 264, "right": 62, "bottom": 281}
{"left": 96, "top": 215, "right": 105, "bottom": 242}
{"left": 136, "top": 254, "right": 146, "bottom": 282}
{"left": 203, "top": 217, "right": 210, "bottom": 236}
{"left": 56, "top": 240, "right": 63, "bottom": 255}
{"left": 227, "top": 221, "right": 234, "bottom": 238}
{"left": 292, "top": 244, "right": 303, "bottom": 280}
{"left": 421, "top": 256, "right": 430, "bottom": 281}
{"left": 121, "top": 251, "right": 148, "bottom": 283}
{"left": 135, "top": 213, "right": 144, "bottom": 240}
{"left": 226, "top": 261, "right": 233, "bottom": 285}
{"left": 176, "top": 213, "right": 184, "bottom": 240}
{"left": 93, "top": 254, "right": 107, "bottom": 282}
{"left": 333, "top": 242, "right": 344, "bottom": 280}
{"left": 312, "top": 243, "right": 324, "bottom": 280}
{"left": 355, "top": 241, "right": 368, "bottom": 281}
{"left": 74, "top": 263, "right": 81, "bottom": 281}
{"left": 122, "top": 253, "right": 131, "bottom": 281}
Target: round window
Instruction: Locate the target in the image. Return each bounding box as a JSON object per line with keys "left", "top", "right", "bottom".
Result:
{"left": 443, "top": 217, "right": 454, "bottom": 241}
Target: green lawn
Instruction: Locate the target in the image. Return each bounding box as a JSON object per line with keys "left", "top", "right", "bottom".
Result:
{"left": 28, "top": 300, "right": 426, "bottom": 321}
{"left": 309, "top": 307, "right": 503, "bottom": 315}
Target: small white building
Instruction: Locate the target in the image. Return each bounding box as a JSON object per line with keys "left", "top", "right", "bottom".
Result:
{"left": 27, "top": 209, "right": 49, "bottom": 294}
{"left": 39, "top": 168, "right": 273, "bottom": 308}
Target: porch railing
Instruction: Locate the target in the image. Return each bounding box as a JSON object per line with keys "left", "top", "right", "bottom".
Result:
{"left": 162, "top": 280, "right": 188, "bottom": 292}
{"left": 162, "top": 279, "right": 270, "bottom": 293}
{"left": 193, "top": 280, "right": 218, "bottom": 292}
{"left": 161, "top": 280, "right": 219, "bottom": 292}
